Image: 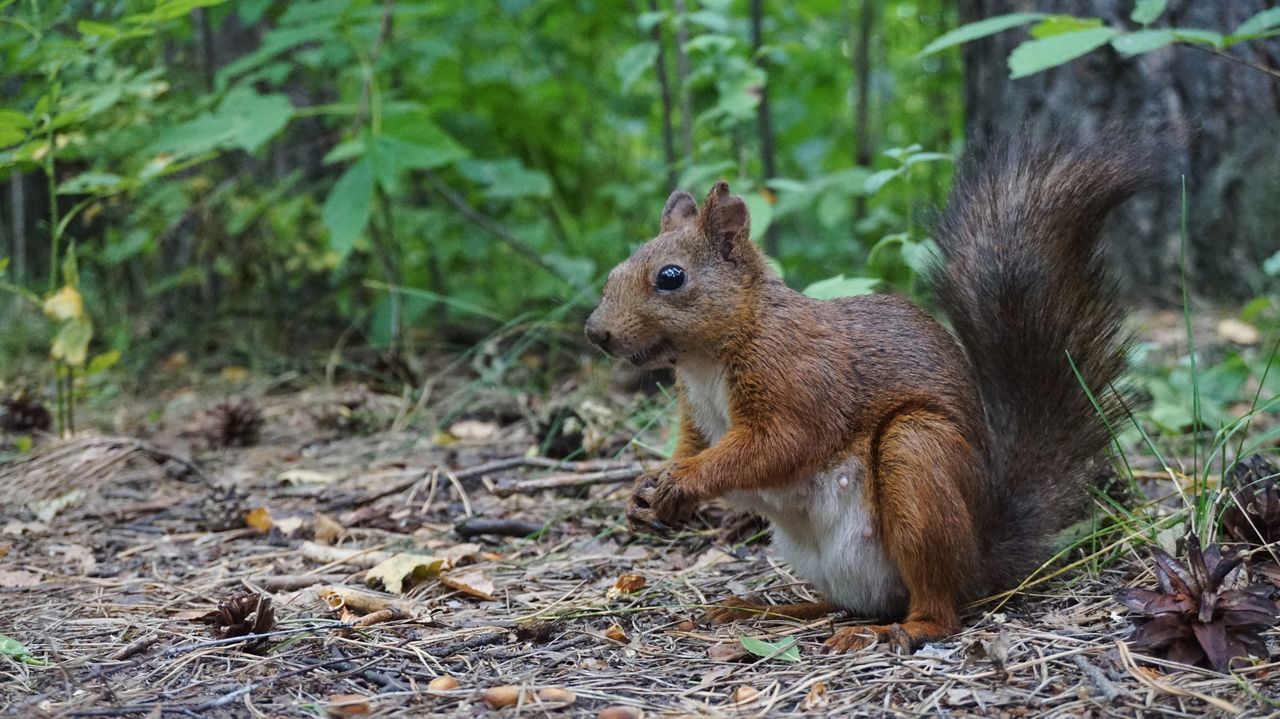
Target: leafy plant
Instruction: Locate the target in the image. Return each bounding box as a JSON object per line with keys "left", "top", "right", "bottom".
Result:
{"left": 920, "top": 3, "right": 1280, "bottom": 79}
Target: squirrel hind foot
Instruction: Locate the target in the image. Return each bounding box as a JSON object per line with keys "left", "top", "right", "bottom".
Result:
{"left": 825, "top": 619, "right": 955, "bottom": 654}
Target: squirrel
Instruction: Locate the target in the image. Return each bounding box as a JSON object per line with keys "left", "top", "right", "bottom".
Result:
{"left": 584, "top": 136, "right": 1153, "bottom": 652}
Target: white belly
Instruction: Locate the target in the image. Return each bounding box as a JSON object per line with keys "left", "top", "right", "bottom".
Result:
{"left": 677, "top": 363, "right": 907, "bottom": 617}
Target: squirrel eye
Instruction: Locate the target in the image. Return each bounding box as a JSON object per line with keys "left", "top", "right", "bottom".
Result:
{"left": 655, "top": 265, "right": 686, "bottom": 292}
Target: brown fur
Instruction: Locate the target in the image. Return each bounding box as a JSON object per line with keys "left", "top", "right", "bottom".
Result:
{"left": 585, "top": 137, "right": 1151, "bottom": 651}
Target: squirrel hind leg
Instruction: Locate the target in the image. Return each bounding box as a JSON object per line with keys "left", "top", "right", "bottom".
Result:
{"left": 847, "top": 409, "right": 982, "bottom": 651}
{"left": 704, "top": 597, "right": 840, "bottom": 624}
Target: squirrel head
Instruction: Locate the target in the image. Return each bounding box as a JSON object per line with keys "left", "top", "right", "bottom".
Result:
{"left": 585, "top": 181, "right": 764, "bottom": 367}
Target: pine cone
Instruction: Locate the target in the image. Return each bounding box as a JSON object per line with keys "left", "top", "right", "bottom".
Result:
{"left": 197, "top": 485, "right": 245, "bottom": 532}
{"left": 1222, "top": 454, "right": 1280, "bottom": 547}
{"left": 1115, "top": 536, "right": 1277, "bottom": 672}
{"left": 200, "top": 592, "right": 275, "bottom": 646}
{"left": 201, "top": 398, "right": 264, "bottom": 448}
{"left": 0, "top": 393, "right": 52, "bottom": 434}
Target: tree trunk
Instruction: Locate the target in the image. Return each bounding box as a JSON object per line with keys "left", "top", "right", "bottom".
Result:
{"left": 749, "top": 0, "right": 780, "bottom": 255}
{"left": 959, "top": 0, "right": 1280, "bottom": 302}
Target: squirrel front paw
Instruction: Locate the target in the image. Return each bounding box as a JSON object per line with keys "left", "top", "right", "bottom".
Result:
{"left": 627, "top": 466, "right": 697, "bottom": 533}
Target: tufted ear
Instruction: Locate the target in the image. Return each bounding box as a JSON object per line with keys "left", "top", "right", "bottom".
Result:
{"left": 698, "top": 181, "right": 750, "bottom": 261}
{"left": 659, "top": 190, "right": 698, "bottom": 232}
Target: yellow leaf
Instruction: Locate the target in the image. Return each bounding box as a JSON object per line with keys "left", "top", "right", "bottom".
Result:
{"left": 221, "top": 365, "right": 250, "bottom": 383}
{"left": 365, "top": 553, "right": 445, "bottom": 594}
{"left": 42, "top": 285, "right": 83, "bottom": 321}
{"left": 49, "top": 316, "right": 92, "bottom": 367}
{"left": 244, "top": 507, "right": 273, "bottom": 532}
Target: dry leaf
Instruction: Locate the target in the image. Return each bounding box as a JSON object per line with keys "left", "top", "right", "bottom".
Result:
{"left": 365, "top": 553, "right": 446, "bottom": 594}
{"left": 731, "top": 686, "right": 760, "bottom": 705}
{"left": 326, "top": 693, "right": 371, "bottom": 716}
{"left": 439, "top": 570, "right": 496, "bottom": 601}
{"left": 274, "top": 516, "right": 306, "bottom": 537}
{"left": 1217, "top": 318, "right": 1260, "bottom": 346}
{"left": 28, "top": 489, "right": 86, "bottom": 522}
{"left": 313, "top": 512, "right": 345, "bottom": 543}
{"left": 427, "top": 675, "right": 459, "bottom": 694}
{"left": 449, "top": 419, "right": 499, "bottom": 440}
{"left": 604, "top": 624, "right": 629, "bottom": 643}
{"left": 301, "top": 541, "right": 391, "bottom": 567}
{"left": 481, "top": 685, "right": 527, "bottom": 708}
{"left": 278, "top": 469, "right": 337, "bottom": 485}
{"left": 244, "top": 507, "right": 273, "bottom": 532}
{"left": 537, "top": 687, "right": 576, "bottom": 706}
{"left": 612, "top": 574, "right": 645, "bottom": 594}
{"left": 803, "top": 681, "right": 828, "bottom": 710}
{"left": 318, "top": 585, "right": 417, "bottom": 617}
{"left": 707, "top": 643, "right": 748, "bottom": 662}
{"left": 0, "top": 570, "right": 41, "bottom": 588}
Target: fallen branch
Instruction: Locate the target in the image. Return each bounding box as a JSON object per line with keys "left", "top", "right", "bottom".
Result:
{"left": 490, "top": 466, "right": 644, "bottom": 497}
{"left": 455, "top": 516, "right": 545, "bottom": 538}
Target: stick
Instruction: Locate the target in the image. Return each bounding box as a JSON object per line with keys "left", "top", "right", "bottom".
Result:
{"left": 490, "top": 466, "right": 644, "bottom": 497}
{"left": 455, "top": 516, "right": 546, "bottom": 538}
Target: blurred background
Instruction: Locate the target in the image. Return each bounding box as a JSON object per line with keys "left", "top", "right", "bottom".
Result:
{"left": 0, "top": 0, "right": 1277, "bottom": 440}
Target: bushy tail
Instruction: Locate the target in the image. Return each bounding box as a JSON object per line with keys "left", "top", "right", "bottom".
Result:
{"left": 932, "top": 135, "right": 1156, "bottom": 589}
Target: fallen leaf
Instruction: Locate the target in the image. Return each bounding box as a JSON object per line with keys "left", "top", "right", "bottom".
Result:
{"left": 739, "top": 635, "right": 801, "bottom": 662}
{"left": 313, "top": 512, "right": 345, "bottom": 543}
{"left": 481, "top": 685, "right": 527, "bottom": 708}
{"left": 427, "top": 675, "right": 459, "bottom": 694}
{"left": 707, "top": 643, "right": 749, "bottom": 662}
{"left": 326, "top": 693, "right": 371, "bottom": 716}
{"left": 244, "top": 507, "right": 273, "bottom": 532}
{"left": 1217, "top": 318, "right": 1260, "bottom": 346}
{"left": 731, "top": 686, "right": 760, "bottom": 705}
{"left": 278, "top": 469, "right": 337, "bottom": 485}
{"left": 604, "top": 624, "right": 629, "bottom": 642}
{"left": 612, "top": 574, "right": 645, "bottom": 594}
{"left": 439, "top": 570, "right": 496, "bottom": 601}
{"left": 28, "top": 489, "right": 86, "bottom": 522}
{"left": 448, "top": 419, "right": 499, "bottom": 441}
{"left": 0, "top": 570, "right": 41, "bottom": 588}
{"left": 803, "top": 681, "right": 828, "bottom": 710}
{"left": 0, "top": 634, "right": 45, "bottom": 666}
{"left": 537, "top": 687, "right": 576, "bottom": 706}
{"left": 365, "top": 553, "right": 445, "bottom": 594}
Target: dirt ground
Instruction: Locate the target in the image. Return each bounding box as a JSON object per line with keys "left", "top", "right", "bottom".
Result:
{"left": 2, "top": 310, "right": 1278, "bottom": 718}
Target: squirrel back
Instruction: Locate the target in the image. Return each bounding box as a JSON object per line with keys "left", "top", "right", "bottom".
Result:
{"left": 933, "top": 136, "right": 1156, "bottom": 589}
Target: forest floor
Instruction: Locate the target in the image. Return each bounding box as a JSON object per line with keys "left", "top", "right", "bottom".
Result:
{"left": 2, "top": 309, "right": 1279, "bottom": 718}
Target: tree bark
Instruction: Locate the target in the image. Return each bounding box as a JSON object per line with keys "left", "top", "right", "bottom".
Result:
{"left": 673, "top": 0, "right": 695, "bottom": 162}
{"left": 648, "top": 0, "right": 679, "bottom": 191}
{"left": 958, "top": 0, "right": 1280, "bottom": 302}
{"left": 849, "top": 0, "right": 875, "bottom": 225}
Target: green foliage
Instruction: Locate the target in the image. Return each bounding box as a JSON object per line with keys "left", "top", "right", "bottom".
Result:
{"left": 737, "top": 635, "right": 801, "bottom": 662}
{"left": 920, "top": 3, "right": 1280, "bottom": 76}
{"left": 0, "top": 0, "right": 964, "bottom": 380}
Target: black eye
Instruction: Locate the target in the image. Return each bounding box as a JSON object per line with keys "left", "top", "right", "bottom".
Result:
{"left": 655, "top": 265, "right": 686, "bottom": 292}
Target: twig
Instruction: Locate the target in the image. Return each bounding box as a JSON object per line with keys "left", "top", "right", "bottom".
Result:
{"left": 1186, "top": 43, "right": 1280, "bottom": 82}
{"left": 490, "top": 466, "right": 644, "bottom": 497}
{"left": 333, "top": 456, "right": 639, "bottom": 509}
{"left": 455, "top": 516, "right": 546, "bottom": 539}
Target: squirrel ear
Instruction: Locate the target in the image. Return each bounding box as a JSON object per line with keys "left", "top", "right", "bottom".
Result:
{"left": 660, "top": 190, "right": 698, "bottom": 232}
{"left": 699, "top": 181, "right": 750, "bottom": 261}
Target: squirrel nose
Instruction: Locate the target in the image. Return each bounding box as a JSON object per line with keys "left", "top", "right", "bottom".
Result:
{"left": 585, "top": 321, "right": 612, "bottom": 352}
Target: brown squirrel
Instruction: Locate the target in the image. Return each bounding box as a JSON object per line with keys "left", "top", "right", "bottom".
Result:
{"left": 584, "top": 137, "right": 1152, "bottom": 651}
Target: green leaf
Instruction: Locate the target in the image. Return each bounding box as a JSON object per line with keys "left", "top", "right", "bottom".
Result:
{"left": 0, "top": 257, "right": 8, "bottom": 274}
{"left": 149, "top": 88, "right": 293, "bottom": 156}
{"left": 616, "top": 43, "right": 659, "bottom": 94}
{"left": 86, "top": 349, "right": 121, "bottom": 375}
{"left": 1171, "top": 29, "right": 1224, "bottom": 48}
{"left": 1112, "top": 29, "right": 1174, "bottom": 56}
{"left": 382, "top": 111, "right": 468, "bottom": 168}
{"left": 803, "top": 274, "right": 879, "bottom": 300}
{"left": 1263, "top": 249, "right": 1280, "bottom": 277}
{"left": 1235, "top": 8, "right": 1280, "bottom": 36}
{"left": 322, "top": 160, "right": 374, "bottom": 261}
{"left": 0, "top": 634, "right": 45, "bottom": 666}
{"left": 51, "top": 316, "right": 93, "bottom": 368}
{"left": 738, "top": 636, "right": 801, "bottom": 663}
{"left": 76, "top": 19, "right": 122, "bottom": 38}
{"left": 917, "top": 13, "right": 1046, "bottom": 57}
{"left": 457, "top": 159, "right": 551, "bottom": 200}
{"left": 58, "top": 172, "right": 125, "bottom": 196}
{"left": 129, "top": 0, "right": 228, "bottom": 24}
{"left": 1130, "top": 0, "right": 1168, "bottom": 26}
{"left": 1030, "top": 16, "right": 1103, "bottom": 39}
{"left": 686, "top": 10, "right": 729, "bottom": 33}
{"left": 1008, "top": 27, "right": 1118, "bottom": 79}
{"left": 864, "top": 168, "right": 901, "bottom": 195}
{"left": 638, "top": 10, "right": 666, "bottom": 32}
{"left": 0, "top": 109, "right": 30, "bottom": 148}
